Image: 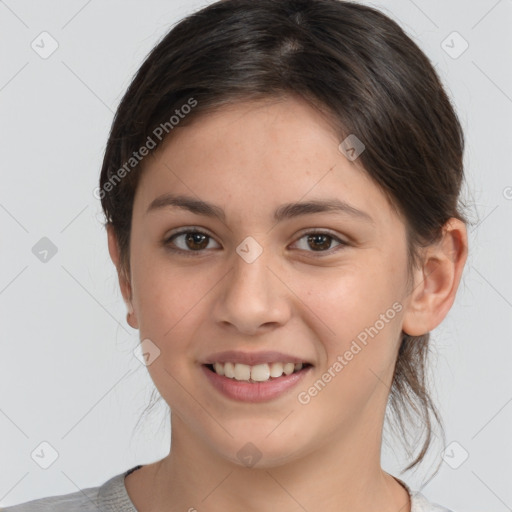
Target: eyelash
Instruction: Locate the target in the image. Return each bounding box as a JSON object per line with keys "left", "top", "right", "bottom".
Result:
{"left": 163, "top": 227, "right": 349, "bottom": 258}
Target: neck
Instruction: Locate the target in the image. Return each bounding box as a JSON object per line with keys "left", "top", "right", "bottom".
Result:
{"left": 145, "top": 414, "right": 410, "bottom": 512}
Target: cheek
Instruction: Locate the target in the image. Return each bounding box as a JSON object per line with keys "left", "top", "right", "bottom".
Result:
{"left": 294, "top": 268, "right": 404, "bottom": 425}
{"left": 295, "top": 260, "right": 405, "bottom": 399}
{"left": 130, "top": 248, "right": 215, "bottom": 341}
{"left": 130, "top": 256, "right": 215, "bottom": 406}
{"left": 298, "top": 262, "right": 400, "bottom": 338}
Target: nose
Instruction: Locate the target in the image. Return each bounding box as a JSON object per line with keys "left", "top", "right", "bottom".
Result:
{"left": 212, "top": 248, "right": 292, "bottom": 336}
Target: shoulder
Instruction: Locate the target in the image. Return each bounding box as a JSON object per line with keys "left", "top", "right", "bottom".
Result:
{"left": 0, "top": 485, "right": 101, "bottom": 512}
{"left": 394, "top": 476, "right": 457, "bottom": 512}
{"left": 410, "top": 489, "right": 457, "bottom": 512}
{"left": 0, "top": 466, "right": 140, "bottom": 512}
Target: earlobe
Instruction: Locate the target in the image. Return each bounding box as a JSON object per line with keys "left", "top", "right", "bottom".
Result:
{"left": 401, "top": 218, "right": 468, "bottom": 336}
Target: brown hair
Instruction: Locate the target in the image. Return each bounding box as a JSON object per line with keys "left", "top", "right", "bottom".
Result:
{"left": 99, "top": 0, "right": 470, "bottom": 475}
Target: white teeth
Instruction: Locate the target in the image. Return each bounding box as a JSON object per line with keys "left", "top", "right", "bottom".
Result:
{"left": 251, "top": 364, "right": 270, "bottom": 382}
{"left": 283, "top": 362, "right": 295, "bottom": 375}
{"left": 224, "top": 362, "right": 235, "bottom": 378}
{"left": 269, "top": 362, "right": 285, "bottom": 378}
{"left": 210, "top": 361, "right": 307, "bottom": 382}
{"left": 234, "top": 363, "right": 251, "bottom": 381}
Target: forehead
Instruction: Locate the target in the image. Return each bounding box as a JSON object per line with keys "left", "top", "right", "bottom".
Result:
{"left": 133, "top": 96, "right": 400, "bottom": 229}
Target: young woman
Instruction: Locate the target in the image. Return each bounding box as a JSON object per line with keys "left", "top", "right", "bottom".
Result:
{"left": 4, "top": 0, "right": 469, "bottom": 510}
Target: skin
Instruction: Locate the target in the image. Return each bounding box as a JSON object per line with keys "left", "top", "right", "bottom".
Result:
{"left": 107, "top": 94, "right": 468, "bottom": 512}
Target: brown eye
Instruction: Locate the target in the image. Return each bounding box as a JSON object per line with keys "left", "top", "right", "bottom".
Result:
{"left": 164, "top": 228, "right": 220, "bottom": 254}
{"left": 306, "top": 234, "right": 333, "bottom": 251}
{"left": 182, "top": 232, "right": 209, "bottom": 250}
{"left": 292, "top": 231, "right": 348, "bottom": 255}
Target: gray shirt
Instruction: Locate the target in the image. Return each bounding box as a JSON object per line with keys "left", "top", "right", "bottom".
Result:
{"left": 1, "top": 465, "right": 456, "bottom": 511}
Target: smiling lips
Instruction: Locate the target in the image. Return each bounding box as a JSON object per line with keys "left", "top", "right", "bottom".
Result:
{"left": 201, "top": 350, "right": 313, "bottom": 384}
{"left": 202, "top": 363, "right": 312, "bottom": 403}
{"left": 201, "top": 349, "right": 314, "bottom": 400}
{"left": 208, "top": 361, "right": 307, "bottom": 382}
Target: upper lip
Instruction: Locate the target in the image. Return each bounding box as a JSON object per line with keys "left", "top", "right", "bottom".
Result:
{"left": 201, "top": 350, "right": 313, "bottom": 366}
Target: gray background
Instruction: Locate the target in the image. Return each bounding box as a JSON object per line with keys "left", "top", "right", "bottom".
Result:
{"left": 0, "top": 1, "right": 511, "bottom": 510}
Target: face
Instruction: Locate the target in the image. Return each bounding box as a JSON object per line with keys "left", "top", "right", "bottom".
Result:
{"left": 119, "top": 95, "right": 414, "bottom": 467}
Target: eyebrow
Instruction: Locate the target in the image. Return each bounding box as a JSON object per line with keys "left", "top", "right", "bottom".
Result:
{"left": 146, "top": 193, "right": 374, "bottom": 224}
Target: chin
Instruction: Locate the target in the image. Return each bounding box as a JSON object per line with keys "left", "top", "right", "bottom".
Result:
{"left": 213, "top": 434, "right": 311, "bottom": 470}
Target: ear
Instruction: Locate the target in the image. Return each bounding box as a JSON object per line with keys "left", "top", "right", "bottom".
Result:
{"left": 402, "top": 218, "right": 468, "bottom": 336}
{"left": 106, "top": 223, "right": 139, "bottom": 330}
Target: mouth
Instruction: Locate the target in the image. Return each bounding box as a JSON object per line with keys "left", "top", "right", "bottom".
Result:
{"left": 201, "top": 361, "right": 313, "bottom": 403}
{"left": 203, "top": 361, "right": 313, "bottom": 383}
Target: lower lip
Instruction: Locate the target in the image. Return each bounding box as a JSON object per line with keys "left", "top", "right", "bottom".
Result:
{"left": 201, "top": 364, "right": 312, "bottom": 403}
